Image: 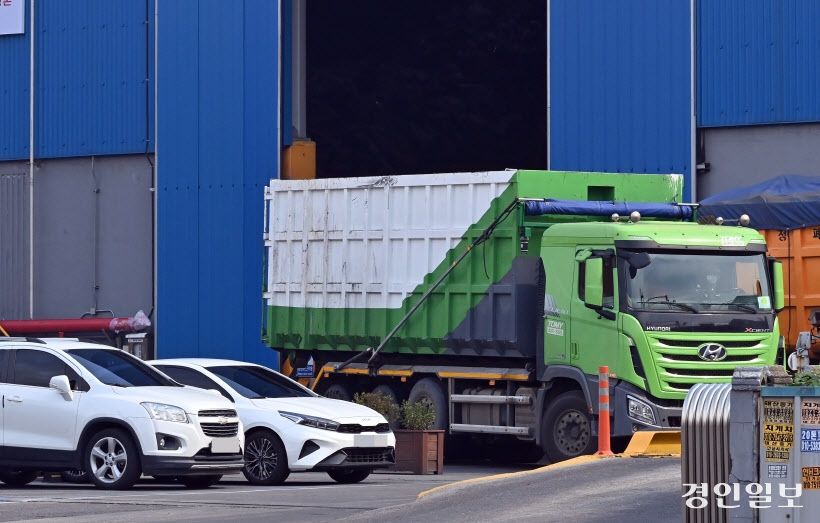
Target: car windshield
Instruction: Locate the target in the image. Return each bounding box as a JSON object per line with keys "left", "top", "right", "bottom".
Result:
{"left": 206, "top": 365, "right": 316, "bottom": 399}
{"left": 65, "top": 348, "right": 176, "bottom": 387}
{"left": 625, "top": 252, "right": 772, "bottom": 313}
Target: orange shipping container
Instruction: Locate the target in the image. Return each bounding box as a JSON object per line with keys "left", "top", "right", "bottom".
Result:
{"left": 762, "top": 227, "right": 820, "bottom": 357}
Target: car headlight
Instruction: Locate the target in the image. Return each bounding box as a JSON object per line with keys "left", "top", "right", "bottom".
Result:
{"left": 279, "top": 411, "right": 340, "bottom": 431}
{"left": 627, "top": 395, "right": 656, "bottom": 425}
{"left": 141, "top": 402, "right": 189, "bottom": 423}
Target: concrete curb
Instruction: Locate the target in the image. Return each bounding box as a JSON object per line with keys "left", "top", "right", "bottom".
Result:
{"left": 416, "top": 454, "right": 614, "bottom": 500}
{"left": 416, "top": 432, "right": 683, "bottom": 500}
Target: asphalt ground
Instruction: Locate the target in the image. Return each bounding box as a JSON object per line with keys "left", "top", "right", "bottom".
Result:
{"left": 0, "top": 457, "right": 681, "bottom": 522}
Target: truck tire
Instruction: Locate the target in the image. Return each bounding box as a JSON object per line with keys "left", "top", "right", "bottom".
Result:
{"left": 324, "top": 383, "right": 352, "bottom": 402}
{"left": 541, "top": 390, "right": 596, "bottom": 463}
{"left": 408, "top": 378, "right": 448, "bottom": 431}
{"left": 372, "top": 384, "right": 401, "bottom": 430}
{"left": 0, "top": 470, "right": 40, "bottom": 486}
{"left": 86, "top": 428, "right": 143, "bottom": 490}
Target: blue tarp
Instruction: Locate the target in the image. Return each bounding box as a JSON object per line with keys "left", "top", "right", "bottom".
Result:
{"left": 524, "top": 199, "right": 693, "bottom": 220}
{"left": 698, "top": 175, "right": 820, "bottom": 231}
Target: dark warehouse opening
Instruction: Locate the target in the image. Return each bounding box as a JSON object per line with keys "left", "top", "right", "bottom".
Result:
{"left": 306, "top": 1, "right": 547, "bottom": 179}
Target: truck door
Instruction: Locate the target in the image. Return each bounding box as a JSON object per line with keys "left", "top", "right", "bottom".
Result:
{"left": 569, "top": 250, "right": 620, "bottom": 376}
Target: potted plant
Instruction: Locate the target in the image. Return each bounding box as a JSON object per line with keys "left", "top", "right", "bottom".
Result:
{"left": 352, "top": 393, "right": 444, "bottom": 474}
{"left": 392, "top": 399, "right": 444, "bottom": 475}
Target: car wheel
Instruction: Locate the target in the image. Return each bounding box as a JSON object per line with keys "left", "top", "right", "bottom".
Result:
{"left": 60, "top": 469, "right": 90, "bottom": 484}
{"left": 0, "top": 470, "right": 41, "bottom": 487}
{"left": 86, "top": 428, "right": 142, "bottom": 490}
{"left": 178, "top": 475, "right": 223, "bottom": 488}
{"left": 541, "top": 390, "right": 596, "bottom": 463}
{"left": 327, "top": 468, "right": 371, "bottom": 484}
{"left": 242, "top": 431, "right": 290, "bottom": 486}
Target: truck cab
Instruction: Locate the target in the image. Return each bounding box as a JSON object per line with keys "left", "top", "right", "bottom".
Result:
{"left": 538, "top": 219, "right": 784, "bottom": 451}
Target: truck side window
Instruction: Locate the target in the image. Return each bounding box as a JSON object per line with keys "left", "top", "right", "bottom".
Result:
{"left": 578, "top": 258, "right": 615, "bottom": 308}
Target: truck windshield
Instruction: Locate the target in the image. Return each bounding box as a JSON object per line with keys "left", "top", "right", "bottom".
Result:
{"left": 624, "top": 252, "right": 772, "bottom": 313}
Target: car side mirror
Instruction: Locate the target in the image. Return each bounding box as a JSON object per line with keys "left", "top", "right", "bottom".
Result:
{"left": 49, "top": 375, "right": 74, "bottom": 401}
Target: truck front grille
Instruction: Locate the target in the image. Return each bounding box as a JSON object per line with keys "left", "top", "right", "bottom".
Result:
{"left": 649, "top": 336, "right": 771, "bottom": 394}
{"left": 200, "top": 422, "right": 239, "bottom": 437}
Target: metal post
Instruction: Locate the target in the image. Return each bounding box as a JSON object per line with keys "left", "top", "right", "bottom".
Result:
{"left": 595, "top": 365, "right": 614, "bottom": 456}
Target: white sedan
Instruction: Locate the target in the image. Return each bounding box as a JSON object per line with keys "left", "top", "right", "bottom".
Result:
{"left": 148, "top": 359, "right": 396, "bottom": 485}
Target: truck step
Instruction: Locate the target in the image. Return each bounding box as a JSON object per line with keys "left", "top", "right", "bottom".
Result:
{"left": 449, "top": 423, "right": 532, "bottom": 436}
{"left": 450, "top": 394, "right": 533, "bottom": 405}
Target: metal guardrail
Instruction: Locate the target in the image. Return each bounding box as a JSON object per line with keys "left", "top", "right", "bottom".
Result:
{"left": 681, "top": 382, "right": 732, "bottom": 523}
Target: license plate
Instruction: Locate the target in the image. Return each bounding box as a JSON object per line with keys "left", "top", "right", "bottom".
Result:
{"left": 353, "top": 434, "right": 389, "bottom": 447}
{"left": 211, "top": 436, "right": 240, "bottom": 454}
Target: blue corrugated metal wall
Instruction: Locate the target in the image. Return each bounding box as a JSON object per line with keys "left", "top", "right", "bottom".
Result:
{"left": 549, "top": 0, "right": 693, "bottom": 200}
{"left": 0, "top": 1, "right": 153, "bottom": 161}
{"left": 0, "top": 3, "right": 30, "bottom": 160}
{"left": 157, "top": 0, "right": 279, "bottom": 369}
{"left": 698, "top": 0, "right": 820, "bottom": 127}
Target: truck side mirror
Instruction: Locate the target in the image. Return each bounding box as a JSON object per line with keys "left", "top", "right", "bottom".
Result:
{"left": 584, "top": 258, "right": 604, "bottom": 308}
{"left": 770, "top": 259, "right": 784, "bottom": 312}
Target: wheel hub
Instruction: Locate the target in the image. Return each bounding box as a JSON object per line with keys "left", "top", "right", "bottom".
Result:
{"left": 556, "top": 410, "right": 590, "bottom": 454}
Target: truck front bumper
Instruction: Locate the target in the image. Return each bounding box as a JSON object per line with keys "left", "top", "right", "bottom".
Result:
{"left": 610, "top": 381, "right": 683, "bottom": 437}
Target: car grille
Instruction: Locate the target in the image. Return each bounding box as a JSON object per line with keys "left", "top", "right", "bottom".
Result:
{"left": 337, "top": 423, "right": 391, "bottom": 434}
{"left": 340, "top": 447, "right": 395, "bottom": 464}
{"left": 198, "top": 409, "right": 238, "bottom": 418}
{"left": 200, "top": 422, "right": 239, "bottom": 437}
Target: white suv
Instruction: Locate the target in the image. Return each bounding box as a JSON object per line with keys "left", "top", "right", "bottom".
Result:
{"left": 0, "top": 338, "right": 245, "bottom": 490}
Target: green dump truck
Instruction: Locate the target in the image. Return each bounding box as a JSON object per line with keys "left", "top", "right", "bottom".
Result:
{"left": 263, "top": 170, "right": 784, "bottom": 462}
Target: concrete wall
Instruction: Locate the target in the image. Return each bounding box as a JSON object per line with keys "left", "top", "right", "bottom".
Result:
{"left": 697, "top": 123, "right": 820, "bottom": 199}
{"left": 0, "top": 155, "right": 153, "bottom": 320}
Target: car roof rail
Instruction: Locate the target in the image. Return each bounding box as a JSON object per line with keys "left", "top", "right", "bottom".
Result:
{"left": 0, "top": 337, "right": 47, "bottom": 344}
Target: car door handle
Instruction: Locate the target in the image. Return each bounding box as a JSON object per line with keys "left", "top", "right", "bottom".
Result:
{"left": 7, "top": 396, "right": 22, "bottom": 403}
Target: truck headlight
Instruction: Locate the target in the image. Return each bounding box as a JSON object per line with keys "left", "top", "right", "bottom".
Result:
{"left": 141, "top": 402, "right": 189, "bottom": 423}
{"left": 627, "top": 395, "right": 656, "bottom": 425}
{"left": 279, "top": 411, "right": 340, "bottom": 431}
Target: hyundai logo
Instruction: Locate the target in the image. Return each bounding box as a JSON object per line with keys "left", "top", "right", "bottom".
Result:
{"left": 697, "top": 343, "right": 727, "bottom": 362}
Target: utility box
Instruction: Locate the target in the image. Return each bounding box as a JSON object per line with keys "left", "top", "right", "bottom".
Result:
{"left": 125, "top": 332, "right": 149, "bottom": 360}
{"left": 759, "top": 387, "right": 820, "bottom": 521}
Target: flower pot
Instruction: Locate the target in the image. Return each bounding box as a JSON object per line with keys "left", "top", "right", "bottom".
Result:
{"left": 390, "top": 429, "right": 445, "bottom": 475}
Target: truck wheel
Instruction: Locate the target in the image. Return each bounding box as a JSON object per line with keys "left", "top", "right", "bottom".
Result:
{"left": 327, "top": 468, "right": 371, "bottom": 484}
{"left": 372, "top": 384, "right": 401, "bottom": 430}
{"left": 243, "top": 430, "right": 290, "bottom": 486}
{"left": 324, "top": 383, "right": 352, "bottom": 402}
{"left": 408, "top": 378, "right": 448, "bottom": 431}
{"left": 0, "top": 470, "right": 41, "bottom": 486}
{"left": 86, "top": 428, "right": 142, "bottom": 490}
{"left": 541, "top": 390, "right": 596, "bottom": 463}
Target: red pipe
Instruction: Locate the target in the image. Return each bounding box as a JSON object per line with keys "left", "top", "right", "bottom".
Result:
{"left": 0, "top": 315, "right": 149, "bottom": 335}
